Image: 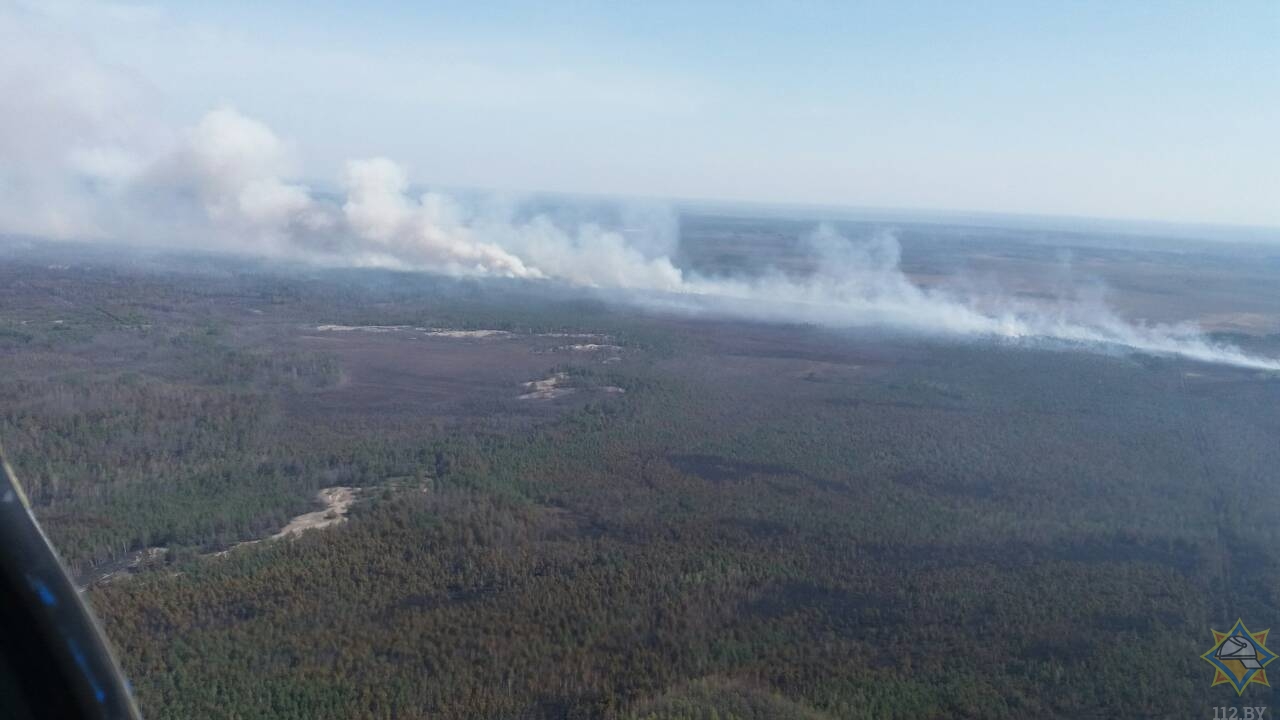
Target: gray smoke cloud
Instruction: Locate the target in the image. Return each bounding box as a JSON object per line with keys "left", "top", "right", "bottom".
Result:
{"left": 1, "top": 8, "right": 1277, "bottom": 371}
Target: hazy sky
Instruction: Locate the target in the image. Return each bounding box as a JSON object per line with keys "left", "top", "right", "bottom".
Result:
{"left": 9, "top": 0, "right": 1280, "bottom": 227}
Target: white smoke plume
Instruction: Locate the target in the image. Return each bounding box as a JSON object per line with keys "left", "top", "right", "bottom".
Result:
{"left": 1, "top": 9, "right": 1276, "bottom": 371}
{"left": 340, "top": 158, "right": 540, "bottom": 278}
{"left": 672, "top": 227, "right": 1280, "bottom": 371}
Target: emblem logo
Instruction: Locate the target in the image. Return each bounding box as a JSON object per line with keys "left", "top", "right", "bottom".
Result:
{"left": 1202, "top": 620, "right": 1277, "bottom": 695}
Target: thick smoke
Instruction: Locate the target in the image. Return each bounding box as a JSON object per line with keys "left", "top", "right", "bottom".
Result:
{"left": 339, "top": 158, "right": 540, "bottom": 278}
{"left": 1, "top": 10, "right": 1277, "bottom": 371}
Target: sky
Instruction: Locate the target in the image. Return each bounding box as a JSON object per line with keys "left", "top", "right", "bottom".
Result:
{"left": 4, "top": 0, "right": 1279, "bottom": 228}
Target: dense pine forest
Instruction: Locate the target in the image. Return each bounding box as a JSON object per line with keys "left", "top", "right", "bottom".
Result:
{"left": 4, "top": 237, "right": 1280, "bottom": 718}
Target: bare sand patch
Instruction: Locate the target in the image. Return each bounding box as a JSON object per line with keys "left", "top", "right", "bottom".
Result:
{"left": 537, "top": 332, "right": 610, "bottom": 340}
{"left": 315, "top": 324, "right": 412, "bottom": 333}
{"left": 272, "top": 487, "right": 358, "bottom": 539}
{"left": 314, "top": 325, "right": 510, "bottom": 338}
{"left": 209, "top": 486, "right": 360, "bottom": 558}
{"left": 421, "top": 329, "right": 510, "bottom": 338}
{"left": 519, "top": 373, "right": 575, "bottom": 400}
{"left": 558, "top": 343, "right": 623, "bottom": 352}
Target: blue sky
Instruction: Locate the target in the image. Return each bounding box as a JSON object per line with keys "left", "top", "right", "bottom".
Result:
{"left": 16, "top": 0, "right": 1280, "bottom": 227}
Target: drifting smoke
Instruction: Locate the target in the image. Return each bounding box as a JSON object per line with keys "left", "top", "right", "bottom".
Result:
{"left": 673, "top": 227, "right": 1280, "bottom": 371}
{"left": 1, "top": 11, "right": 1276, "bottom": 371}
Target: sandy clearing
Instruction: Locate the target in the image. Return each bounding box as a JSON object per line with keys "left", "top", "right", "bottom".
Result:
{"left": 272, "top": 487, "right": 359, "bottom": 539}
{"left": 559, "top": 343, "right": 623, "bottom": 352}
{"left": 519, "top": 373, "right": 575, "bottom": 400}
{"left": 421, "top": 329, "right": 510, "bottom": 338}
{"left": 518, "top": 374, "right": 627, "bottom": 400}
{"left": 316, "top": 324, "right": 414, "bottom": 333}
{"left": 538, "top": 332, "right": 611, "bottom": 340}
{"left": 314, "top": 325, "right": 511, "bottom": 339}
{"left": 208, "top": 486, "right": 360, "bottom": 558}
